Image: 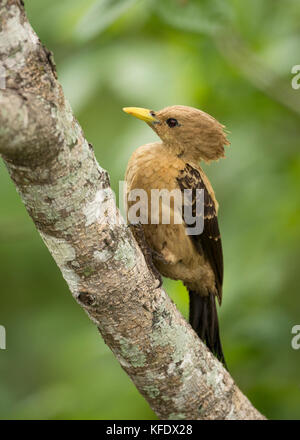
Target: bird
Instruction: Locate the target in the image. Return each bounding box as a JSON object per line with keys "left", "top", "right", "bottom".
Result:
{"left": 123, "top": 105, "right": 230, "bottom": 365}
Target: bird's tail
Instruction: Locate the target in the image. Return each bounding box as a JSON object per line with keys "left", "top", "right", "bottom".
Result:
{"left": 189, "top": 290, "right": 227, "bottom": 368}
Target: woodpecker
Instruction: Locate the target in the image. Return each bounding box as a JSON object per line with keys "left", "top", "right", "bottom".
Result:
{"left": 123, "top": 105, "right": 229, "bottom": 365}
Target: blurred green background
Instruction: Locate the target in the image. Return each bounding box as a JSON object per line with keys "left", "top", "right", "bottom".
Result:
{"left": 1, "top": 0, "right": 300, "bottom": 420}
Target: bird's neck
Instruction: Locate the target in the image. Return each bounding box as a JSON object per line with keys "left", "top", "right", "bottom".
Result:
{"left": 162, "top": 141, "right": 204, "bottom": 165}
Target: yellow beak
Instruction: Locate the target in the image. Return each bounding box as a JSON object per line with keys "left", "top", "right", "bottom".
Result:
{"left": 123, "top": 107, "right": 159, "bottom": 124}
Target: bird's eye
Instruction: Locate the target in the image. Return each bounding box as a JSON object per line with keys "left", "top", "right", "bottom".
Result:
{"left": 150, "top": 111, "right": 156, "bottom": 117}
{"left": 166, "top": 118, "right": 179, "bottom": 128}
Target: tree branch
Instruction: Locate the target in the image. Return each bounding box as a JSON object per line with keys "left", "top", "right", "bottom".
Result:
{"left": 0, "top": 0, "right": 265, "bottom": 420}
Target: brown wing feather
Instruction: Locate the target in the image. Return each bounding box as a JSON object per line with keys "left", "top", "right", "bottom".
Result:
{"left": 177, "top": 163, "right": 223, "bottom": 304}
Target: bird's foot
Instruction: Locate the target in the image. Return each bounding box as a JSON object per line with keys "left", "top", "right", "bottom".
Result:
{"left": 128, "top": 222, "right": 163, "bottom": 288}
{"left": 151, "top": 249, "right": 167, "bottom": 263}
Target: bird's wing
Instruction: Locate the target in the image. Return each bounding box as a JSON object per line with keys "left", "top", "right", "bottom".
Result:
{"left": 177, "top": 163, "right": 223, "bottom": 304}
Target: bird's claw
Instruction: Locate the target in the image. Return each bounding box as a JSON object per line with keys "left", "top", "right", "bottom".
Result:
{"left": 151, "top": 249, "right": 168, "bottom": 264}
{"left": 128, "top": 222, "right": 163, "bottom": 289}
{"left": 155, "top": 274, "right": 163, "bottom": 289}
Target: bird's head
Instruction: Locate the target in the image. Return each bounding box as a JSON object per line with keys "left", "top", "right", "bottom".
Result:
{"left": 123, "top": 105, "right": 230, "bottom": 163}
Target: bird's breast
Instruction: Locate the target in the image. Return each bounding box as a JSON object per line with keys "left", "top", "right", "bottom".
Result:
{"left": 125, "top": 142, "right": 183, "bottom": 192}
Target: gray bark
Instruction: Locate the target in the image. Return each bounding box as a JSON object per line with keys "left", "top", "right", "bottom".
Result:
{"left": 0, "top": 0, "right": 265, "bottom": 420}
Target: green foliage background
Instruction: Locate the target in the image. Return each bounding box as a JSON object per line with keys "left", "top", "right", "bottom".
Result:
{"left": 1, "top": 0, "right": 300, "bottom": 419}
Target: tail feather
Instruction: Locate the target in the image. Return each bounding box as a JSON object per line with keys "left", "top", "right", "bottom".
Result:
{"left": 189, "top": 290, "right": 227, "bottom": 368}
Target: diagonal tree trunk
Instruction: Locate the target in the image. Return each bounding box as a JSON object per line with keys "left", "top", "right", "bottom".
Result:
{"left": 0, "top": 0, "right": 265, "bottom": 420}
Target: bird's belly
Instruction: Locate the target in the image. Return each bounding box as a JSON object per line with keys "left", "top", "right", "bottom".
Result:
{"left": 143, "top": 222, "right": 214, "bottom": 293}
